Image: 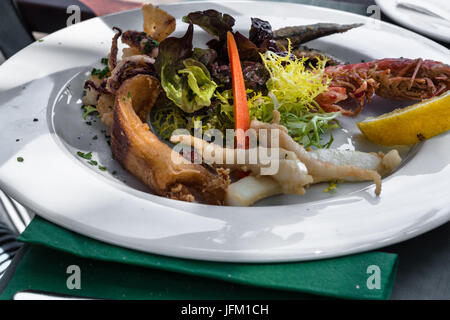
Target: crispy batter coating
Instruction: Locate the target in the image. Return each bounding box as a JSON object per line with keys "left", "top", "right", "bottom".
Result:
{"left": 111, "top": 75, "right": 229, "bottom": 204}
{"left": 142, "top": 4, "right": 176, "bottom": 43}
{"left": 97, "top": 93, "right": 115, "bottom": 127}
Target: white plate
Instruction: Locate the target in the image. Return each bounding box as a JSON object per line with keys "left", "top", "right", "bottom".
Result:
{"left": 376, "top": 0, "right": 450, "bottom": 43}
{"left": 0, "top": 1, "right": 449, "bottom": 262}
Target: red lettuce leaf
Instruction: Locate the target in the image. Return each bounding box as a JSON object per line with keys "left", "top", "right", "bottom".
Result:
{"left": 183, "top": 10, "right": 235, "bottom": 40}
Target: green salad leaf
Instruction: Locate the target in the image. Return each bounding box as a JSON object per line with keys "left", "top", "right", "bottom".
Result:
{"left": 150, "top": 104, "right": 188, "bottom": 140}
{"left": 178, "top": 59, "right": 218, "bottom": 112}
{"left": 161, "top": 66, "right": 184, "bottom": 107}
{"left": 150, "top": 98, "right": 234, "bottom": 141}
{"left": 192, "top": 48, "right": 217, "bottom": 66}
{"left": 156, "top": 24, "right": 194, "bottom": 109}
{"left": 161, "top": 58, "right": 218, "bottom": 113}
{"left": 155, "top": 24, "right": 194, "bottom": 75}
{"left": 190, "top": 91, "right": 235, "bottom": 136}
{"left": 281, "top": 111, "right": 340, "bottom": 148}
{"left": 248, "top": 92, "right": 340, "bottom": 149}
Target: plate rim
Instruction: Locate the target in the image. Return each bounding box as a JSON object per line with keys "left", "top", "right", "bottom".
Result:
{"left": 0, "top": 0, "right": 449, "bottom": 262}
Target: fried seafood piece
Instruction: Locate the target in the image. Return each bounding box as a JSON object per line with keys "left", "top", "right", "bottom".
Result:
{"left": 108, "top": 27, "right": 122, "bottom": 71}
{"left": 226, "top": 176, "right": 281, "bottom": 207}
{"left": 83, "top": 32, "right": 158, "bottom": 107}
{"left": 119, "top": 5, "right": 174, "bottom": 59}
{"left": 97, "top": 93, "right": 115, "bottom": 127}
{"left": 105, "top": 55, "right": 157, "bottom": 94}
{"left": 224, "top": 145, "right": 401, "bottom": 206}
{"left": 111, "top": 74, "right": 229, "bottom": 204}
{"left": 274, "top": 23, "right": 363, "bottom": 47}
{"left": 250, "top": 116, "right": 402, "bottom": 195}
{"left": 122, "top": 47, "right": 142, "bottom": 59}
{"left": 170, "top": 134, "right": 313, "bottom": 195}
{"left": 142, "top": 4, "right": 176, "bottom": 42}
{"left": 308, "top": 149, "right": 402, "bottom": 177}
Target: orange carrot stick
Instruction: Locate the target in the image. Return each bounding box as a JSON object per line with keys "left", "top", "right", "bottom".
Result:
{"left": 227, "top": 31, "right": 250, "bottom": 149}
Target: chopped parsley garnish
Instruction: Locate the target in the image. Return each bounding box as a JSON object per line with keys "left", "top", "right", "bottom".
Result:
{"left": 112, "top": 170, "right": 117, "bottom": 175}
{"left": 38, "top": 39, "right": 44, "bottom": 43}
{"left": 91, "top": 66, "right": 110, "bottom": 79}
{"left": 77, "top": 151, "right": 107, "bottom": 171}
{"left": 101, "top": 57, "right": 109, "bottom": 65}
{"left": 92, "top": 135, "right": 98, "bottom": 140}
{"left": 82, "top": 105, "right": 99, "bottom": 120}
{"left": 77, "top": 151, "right": 92, "bottom": 160}
{"left": 323, "top": 180, "right": 342, "bottom": 193}
{"left": 142, "top": 39, "right": 159, "bottom": 54}
{"left": 17, "top": 157, "right": 24, "bottom": 162}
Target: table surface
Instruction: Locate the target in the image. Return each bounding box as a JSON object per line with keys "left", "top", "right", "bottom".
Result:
{"left": 1, "top": 0, "right": 449, "bottom": 300}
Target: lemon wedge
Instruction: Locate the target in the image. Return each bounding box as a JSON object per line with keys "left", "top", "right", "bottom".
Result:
{"left": 357, "top": 91, "right": 450, "bottom": 145}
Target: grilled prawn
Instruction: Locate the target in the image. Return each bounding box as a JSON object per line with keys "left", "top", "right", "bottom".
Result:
{"left": 316, "top": 58, "right": 450, "bottom": 116}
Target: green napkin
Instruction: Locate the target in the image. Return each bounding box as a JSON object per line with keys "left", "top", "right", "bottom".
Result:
{"left": 0, "top": 217, "right": 398, "bottom": 300}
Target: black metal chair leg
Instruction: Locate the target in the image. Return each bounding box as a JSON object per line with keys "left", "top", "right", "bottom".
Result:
{"left": 0, "top": 222, "right": 22, "bottom": 279}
